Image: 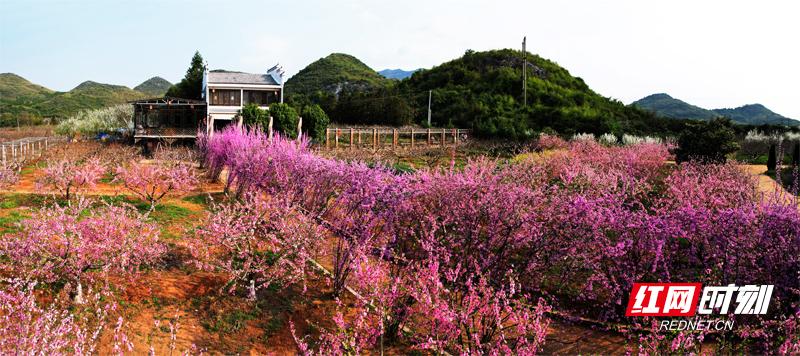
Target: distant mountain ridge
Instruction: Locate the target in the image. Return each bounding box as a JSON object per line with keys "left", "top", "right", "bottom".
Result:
{"left": 0, "top": 74, "right": 164, "bottom": 120}
{"left": 710, "top": 104, "right": 794, "bottom": 126}
{"left": 632, "top": 93, "right": 798, "bottom": 126}
{"left": 378, "top": 68, "right": 419, "bottom": 80}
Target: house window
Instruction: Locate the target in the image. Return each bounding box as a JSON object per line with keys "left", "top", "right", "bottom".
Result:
{"left": 243, "top": 90, "right": 279, "bottom": 106}
{"left": 210, "top": 89, "right": 241, "bottom": 106}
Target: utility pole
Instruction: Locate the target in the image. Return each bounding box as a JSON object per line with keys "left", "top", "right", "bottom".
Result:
{"left": 427, "top": 90, "right": 432, "bottom": 126}
{"left": 522, "top": 36, "right": 527, "bottom": 107}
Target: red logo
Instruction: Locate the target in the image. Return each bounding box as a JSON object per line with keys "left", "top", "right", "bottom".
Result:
{"left": 625, "top": 283, "right": 702, "bottom": 316}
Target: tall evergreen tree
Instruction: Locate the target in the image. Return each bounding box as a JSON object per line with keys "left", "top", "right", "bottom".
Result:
{"left": 767, "top": 144, "right": 777, "bottom": 172}
{"left": 165, "top": 51, "right": 204, "bottom": 100}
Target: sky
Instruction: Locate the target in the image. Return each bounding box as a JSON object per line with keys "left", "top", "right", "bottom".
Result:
{"left": 1, "top": 0, "right": 799, "bottom": 118}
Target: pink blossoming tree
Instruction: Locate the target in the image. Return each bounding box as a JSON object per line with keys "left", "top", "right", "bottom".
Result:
{"left": 36, "top": 157, "right": 104, "bottom": 199}
{"left": 189, "top": 193, "right": 323, "bottom": 296}
{"left": 114, "top": 161, "right": 199, "bottom": 210}
{"left": 0, "top": 200, "right": 166, "bottom": 302}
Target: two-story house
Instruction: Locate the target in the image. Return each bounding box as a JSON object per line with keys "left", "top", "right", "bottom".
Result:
{"left": 202, "top": 64, "right": 284, "bottom": 134}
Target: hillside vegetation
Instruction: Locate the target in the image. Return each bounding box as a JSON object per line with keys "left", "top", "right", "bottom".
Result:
{"left": 286, "top": 50, "right": 687, "bottom": 137}
{"left": 711, "top": 104, "right": 796, "bottom": 126}
{"left": 396, "top": 49, "right": 682, "bottom": 137}
{"left": 39, "top": 81, "right": 146, "bottom": 118}
{"left": 632, "top": 93, "right": 719, "bottom": 120}
{"left": 0, "top": 73, "right": 54, "bottom": 100}
{"left": 0, "top": 74, "right": 147, "bottom": 124}
{"left": 134, "top": 76, "right": 172, "bottom": 97}
{"left": 285, "top": 53, "right": 390, "bottom": 97}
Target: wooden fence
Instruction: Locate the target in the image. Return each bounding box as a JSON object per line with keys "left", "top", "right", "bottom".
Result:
{"left": 1, "top": 136, "right": 64, "bottom": 167}
{"left": 325, "top": 128, "right": 471, "bottom": 150}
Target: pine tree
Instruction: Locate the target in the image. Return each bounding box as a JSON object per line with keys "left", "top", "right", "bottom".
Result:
{"left": 792, "top": 142, "right": 800, "bottom": 167}
{"left": 767, "top": 144, "right": 777, "bottom": 172}
{"left": 165, "top": 51, "right": 204, "bottom": 100}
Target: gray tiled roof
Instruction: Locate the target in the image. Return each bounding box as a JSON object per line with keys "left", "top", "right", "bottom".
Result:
{"left": 207, "top": 70, "right": 278, "bottom": 85}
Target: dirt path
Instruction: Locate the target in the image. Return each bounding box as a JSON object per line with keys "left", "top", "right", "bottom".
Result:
{"left": 739, "top": 164, "right": 798, "bottom": 206}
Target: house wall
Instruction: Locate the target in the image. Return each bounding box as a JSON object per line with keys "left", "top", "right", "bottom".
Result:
{"left": 202, "top": 66, "right": 285, "bottom": 136}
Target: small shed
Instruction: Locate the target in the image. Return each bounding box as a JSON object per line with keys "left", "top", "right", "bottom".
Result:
{"left": 131, "top": 97, "right": 207, "bottom": 143}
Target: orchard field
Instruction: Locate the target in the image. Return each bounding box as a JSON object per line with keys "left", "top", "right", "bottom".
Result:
{"left": 0, "top": 128, "right": 798, "bottom": 355}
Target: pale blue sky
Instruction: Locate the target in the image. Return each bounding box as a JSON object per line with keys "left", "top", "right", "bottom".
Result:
{"left": 1, "top": 0, "right": 799, "bottom": 118}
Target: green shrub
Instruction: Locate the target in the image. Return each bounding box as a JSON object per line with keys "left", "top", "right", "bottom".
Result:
{"left": 240, "top": 103, "right": 269, "bottom": 128}
{"left": 301, "top": 104, "right": 329, "bottom": 141}
{"left": 672, "top": 118, "right": 739, "bottom": 163}
{"left": 269, "top": 103, "right": 299, "bottom": 138}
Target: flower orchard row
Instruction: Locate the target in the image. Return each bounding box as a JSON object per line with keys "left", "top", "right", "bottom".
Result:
{"left": 0, "top": 147, "right": 199, "bottom": 354}
{"left": 196, "top": 127, "right": 799, "bottom": 354}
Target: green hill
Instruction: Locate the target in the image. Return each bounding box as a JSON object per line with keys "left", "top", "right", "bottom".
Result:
{"left": 285, "top": 53, "right": 390, "bottom": 97}
{"left": 37, "top": 81, "right": 147, "bottom": 118}
{"left": 632, "top": 93, "right": 799, "bottom": 126}
{"left": 394, "top": 49, "right": 673, "bottom": 137}
{"left": 711, "top": 104, "right": 798, "bottom": 126}
{"left": 632, "top": 93, "right": 719, "bottom": 120}
{"left": 134, "top": 76, "right": 172, "bottom": 97}
{"left": 0, "top": 74, "right": 147, "bottom": 122}
{"left": 0, "top": 73, "right": 53, "bottom": 101}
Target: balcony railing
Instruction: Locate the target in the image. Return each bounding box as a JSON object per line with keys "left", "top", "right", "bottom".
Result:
{"left": 134, "top": 127, "right": 197, "bottom": 138}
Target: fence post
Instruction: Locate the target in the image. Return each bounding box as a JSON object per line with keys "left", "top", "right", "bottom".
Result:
{"left": 411, "top": 129, "right": 415, "bottom": 148}
{"left": 392, "top": 129, "right": 397, "bottom": 149}
{"left": 12, "top": 144, "right": 16, "bottom": 162}
{"left": 325, "top": 128, "right": 330, "bottom": 149}
{"left": 357, "top": 130, "right": 362, "bottom": 147}
{"left": 453, "top": 128, "right": 457, "bottom": 144}
{"left": 373, "top": 129, "right": 377, "bottom": 150}
{"left": 350, "top": 128, "right": 354, "bottom": 149}
{"left": 268, "top": 116, "right": 274, "bottom": 142}
{"left": 427, "top": 128, "right": 432, "bottom": 145}
{"left": 441, "top": 129, "right": 446, "bottom": 146}
{"left": 296, "top": 116, "right": 303, "bottom": 141}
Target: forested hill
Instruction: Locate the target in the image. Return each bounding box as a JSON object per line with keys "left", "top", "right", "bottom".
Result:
{"left": 285, "top": 53, "right": 390, "bottom": 97}
{"left": 134, "top": 76, "right": 173, "bottom": 97}
{"left": 0, "top": 73, "right": 152, "bottom": 123}
{"left": 632, "top": 93, "right": 799, "bottom": 126}
{"left": 395, "top": 49, "right": 680, "bottom": 137}
{"left": 711, "top": 104, "right": 798, "bottom": 126}
{"left": 632, "top": 93, "right": 719, "bottom": 120}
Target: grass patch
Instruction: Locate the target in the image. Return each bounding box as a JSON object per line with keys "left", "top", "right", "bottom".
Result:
{"left": 0, "top": 193, "right": 50, "bottom": 209}
{"left": 392, "top": 161, "right": 416, "bottom": 174}
{"left": 0, "top": 210, "right": 30, "bottom": 233}
{"left": 182, "top": 193, "right": 224, "bottom": 208}
{"left": 99, "top": 172, "right": 117, "bottom": 184}
{"left": 205, "top": 309, "right": 258, "bottom": 334}
{"left": 150, "top": 203, "right": 193, "bottom": 225}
